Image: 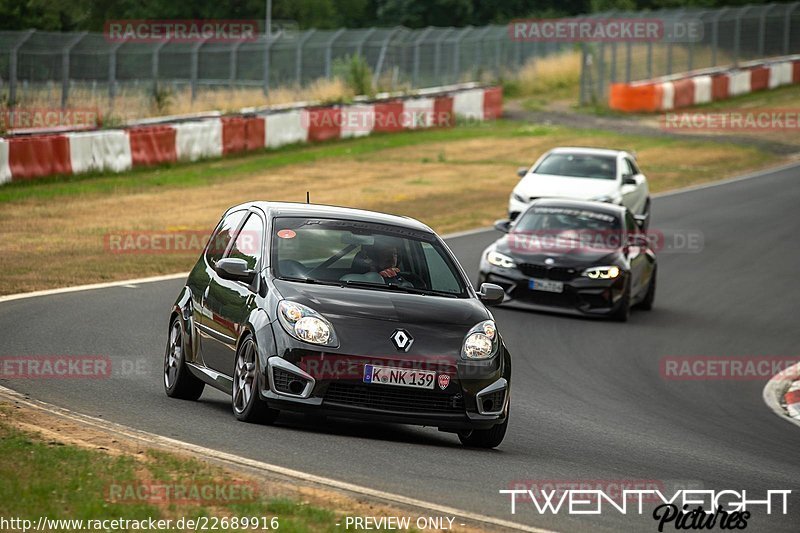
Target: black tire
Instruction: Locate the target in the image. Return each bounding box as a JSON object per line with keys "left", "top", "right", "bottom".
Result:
{"left": 164, "top": 316, "right": 205, "bottom": 400}
{"left": 610, "top": 279, "right": 631, "bottom": 322}
{"left": 638, "top": 266, "right": 656, "bottom": 311}
{"left": 458, "top": 409, "right": 509, "bottom": 449}
{"left": 232, "top": 335, "right": 279, "bottom": 424}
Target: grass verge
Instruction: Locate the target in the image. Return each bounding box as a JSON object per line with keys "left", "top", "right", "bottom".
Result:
{"left": 0, "top": 119, "right": 781, "bottom": 295}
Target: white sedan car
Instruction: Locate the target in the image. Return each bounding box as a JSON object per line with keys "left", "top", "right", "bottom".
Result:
{"left": 509, "top": 147, "right": 650, "bottom": 222}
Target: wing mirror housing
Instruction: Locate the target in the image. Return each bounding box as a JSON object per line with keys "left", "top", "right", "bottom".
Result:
{"left": 477, "top": 282, "right": 505, "bottom": 306}
{"left": 634, "top": 213, "right": 649, "bottom": 231}
{"left": 494, "top": 219, "right": 512, "bottom": 233}
{"left": 622, "top": 174, "right": 637, "bottom": 185}
{"left": 215, "top": 258, "right": 256, "bottom": 284}
{"left": 517, "top": 167, "right": 528, "bottom": 178}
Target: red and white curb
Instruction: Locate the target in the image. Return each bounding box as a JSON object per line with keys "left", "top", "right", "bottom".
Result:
{"left": 762, "top": 362, "right": 800, "bottom": 428}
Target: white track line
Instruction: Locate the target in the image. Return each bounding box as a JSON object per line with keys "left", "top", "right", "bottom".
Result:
{"left": 762, "top": 362, "right": 800, "bottom": 429}
{"left": 0, "top": 385, "right": 554, "bottom": 533}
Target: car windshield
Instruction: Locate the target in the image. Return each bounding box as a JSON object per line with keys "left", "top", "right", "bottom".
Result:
{"left": 513, "top": 206, "right": 622, "bottom": 248}
{"left": 534, "top": 153, "right": 617, "bottom": 180}
{"left": 271, "top": 217, "right": 467, "bottom": 297}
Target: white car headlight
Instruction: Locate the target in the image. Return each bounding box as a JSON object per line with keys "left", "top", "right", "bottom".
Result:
{"left": 486, "top": 250, "right": 515, "bottom": 269}
{"left": 462, "top": 320, "right": 499, "bottom": 360}
{"left": 582, "top": 266, "right": 621, "bottom": 279}
{"left": 278, "top": 301, "right": 337, "bottom": 346}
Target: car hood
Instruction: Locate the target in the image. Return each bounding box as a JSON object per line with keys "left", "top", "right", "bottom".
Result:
{"left": 272, "top": 279, "right": 491, "bottom": 358}
{"left": 494, "top": 235, "right": 621, "bottom": 267}
{"left": 515, "top": 173, "right": 619, "bottom": 200}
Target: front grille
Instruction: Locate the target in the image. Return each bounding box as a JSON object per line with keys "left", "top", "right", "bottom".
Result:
{"left": 324, "top": 382, "right": 464, "bottom": 414}
{"left": 512, "top": 285, "right": 576, "bottom": 308}
{"left": 518, "top": 263, "right": 578, "bottom": 281}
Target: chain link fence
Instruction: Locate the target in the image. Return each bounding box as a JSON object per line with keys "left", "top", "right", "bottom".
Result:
{"left": 0, "top": 25, "right": 570, "bottom": 116}
{"left": 580, "top": 3, "right": 800, "bottom": 104}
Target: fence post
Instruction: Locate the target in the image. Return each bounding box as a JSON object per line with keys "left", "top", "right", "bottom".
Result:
{"left": 610, "top": 42, "right": 617, "bottom": 83}
{"left": 711, "top": 8, "right": 728, "bottom": 66}
{"left": 231, "top": 40, "right": 244, "bottom": 89}
{"left": 190, "top": 38, "right": 209, "bottom": 102}
{"left": 734, "top": 6, "right": 754, "bottom": 64}
{"left": 412, "top": 27, "right": 434, "bottom": 88}
{"left": 325, "top": 29, "right": 346, "bottom": 78}
{"left": 784, "top": 3, "right": 800, "bottom": 55}
{"left": 759, "top": 4, "right": 777, "bottom": 57}
{"left": 433, "top": 29, "right": 454, "bottom": 83}
{"left": 473, "top": 26, "right": 493, "bottom": 80}
{"left": 9, "top": 30, "right": 35, "bottom": 108}
{"left": 108, "top": 38, "right": 128, "bottom": 107}
{"left": 262, "top": 34, "right": 272, "bottom": 95}
{"left": 62, "top": 32, "right": 87, "bottom": 110}
{"left": 452, "top": 27, "right": 473, "bottom": 85}
{"left": 152, "top": 41, "right": 168, "bottom": 96}
{"left": 295, "top": 29, "right": 316, "bottom": 86}
{"left": 372, "top": 27, "right": 401, "bottom": 87}
{"left": 625, "top": 42, "right": 632, "bottom": 83}
{"left": 356, "top": 28, "right": 376, "bottom": 58}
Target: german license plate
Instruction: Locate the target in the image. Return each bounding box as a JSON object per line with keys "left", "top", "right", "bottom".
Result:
{"left": 529, "top": 278, "right": 564, "bottom": 293}
{"left": 363, "top": 364, "right": 435, "bottom": 389}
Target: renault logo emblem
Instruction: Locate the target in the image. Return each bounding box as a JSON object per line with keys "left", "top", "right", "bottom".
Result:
{"left": 545, "top": 257, "right": 555, "bottom": 265}
{"left": 390, "top": 329, "right": 414, "bottom": 352}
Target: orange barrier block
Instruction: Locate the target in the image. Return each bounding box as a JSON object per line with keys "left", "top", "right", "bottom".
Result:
{"left": 245, "top": 116, "right": 265, "bottom": 151}
{"left": 8, "top": 135, "right": 72, "bottom": 180}
{"left": 373, "top": 101, "right": 405, "bottom": 133}
{"left": 750, "top": 66, "right": 769, "bottom": 91}
{"left": 306, "top": 107, "right": 341, "bottom": 142}
{"left": 433, "top": 96, "right": 455, "bottom": 127}
{"left": 222, "top": 117, "right": 247, "bottom": 155}
{"left": 793, "top": 61, "right": 800, "bottom": 83}
{"left": 609, "top": 83, "right": 662, "bottom": 112}
{"left": 483, "top": 86, "right": 504, "bottom": 119}
{"left": 672, "top": 78, "right": 695, "bottom": 109}
{"left": 128, "top": 126, "right": 177, "bottom": 167}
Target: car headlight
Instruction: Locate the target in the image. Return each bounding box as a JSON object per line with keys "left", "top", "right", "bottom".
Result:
{"left": 486, "top": 250, "right": 516, "bottom": 269}
{"left": 582, "top": 266, "right": 621, "bottom": 279}
{"left": 462, "top": 320, "right": 499, "bottom": 360}
{"left": 512, "top": 192, "right": 527, "bottom": 203}
{"left": 278, "top": 301, "right": 338, "bottom": 346}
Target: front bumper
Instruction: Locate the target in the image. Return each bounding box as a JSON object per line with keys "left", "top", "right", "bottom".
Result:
{"left": 258, "top": 349, "right": 510, "bottom": 431}
{"left": 479, "top": 263, "right": 628, "bottom": 317}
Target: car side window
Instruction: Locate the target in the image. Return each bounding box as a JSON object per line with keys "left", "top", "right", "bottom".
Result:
{"left": 205, "top": 210, "right": 246, "bottom": 266}
{"left": 226, "top": 213, "right": 264, "bottom": 270}
{"left": 625, "top": 158, "right": 640, "bottom": 175}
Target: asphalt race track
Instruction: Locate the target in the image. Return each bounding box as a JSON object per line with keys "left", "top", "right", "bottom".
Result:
{"left": 2, "top": 164, "right": 800, "bottom": 532}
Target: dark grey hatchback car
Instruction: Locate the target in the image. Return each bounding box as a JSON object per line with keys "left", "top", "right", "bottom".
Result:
{"left": 164, "top": 202, "right": 511, "bottom": 448}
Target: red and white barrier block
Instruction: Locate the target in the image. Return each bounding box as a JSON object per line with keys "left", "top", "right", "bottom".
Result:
{"left": 0, "top": 85, "right": 502, "bottom": 184}
{"left": 785, "top": 380, "right": 800, "bottom": 419}
{"left": 610, "top": 56, "right": 800, "bottom": 112}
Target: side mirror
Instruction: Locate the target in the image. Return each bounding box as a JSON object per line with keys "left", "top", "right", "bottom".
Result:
{"left": 215, "top": 258, "right": 256, "bottom": 284}
{"left": 622, "top": 174, "right": 636, "bottom": 185}
{"left": 634, "top": 213, "right": 649, "bottom": 231}
{"left": 517, "top": 167, "right": 528, "bottom": 178}
{"left": 477, "top": 283, "right": 505, "bottom": 306}
{"left": 494, "top": 219, "right": 511, "bottom": 233}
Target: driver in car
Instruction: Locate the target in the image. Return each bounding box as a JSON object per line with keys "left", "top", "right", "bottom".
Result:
{"left": 363, "top": 244, "right": 412, "bottom": 287}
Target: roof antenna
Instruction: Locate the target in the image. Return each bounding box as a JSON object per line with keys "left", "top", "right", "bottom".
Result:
{"left": 306, "top": 191, "right": 310, "bottom": 204}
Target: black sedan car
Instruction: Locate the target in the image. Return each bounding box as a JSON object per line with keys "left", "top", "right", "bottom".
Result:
{"left": 164, "top": 202, "right": 511, "bottom": 448}
{"left": 478, "top": 199, "right": 656, "bottom": 321}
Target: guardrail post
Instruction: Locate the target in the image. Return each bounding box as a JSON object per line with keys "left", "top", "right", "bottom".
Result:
{"left": 295, "top": 29, "right": 316, "bottom": 86}
{"left": 62, "top": 31, "right": 87, "bottom": 109}
{"left": 784, "top": 3, "right": 800, "bottom": 55}
{"left": 9, "top": 30, "right": 35, "bottom": 108}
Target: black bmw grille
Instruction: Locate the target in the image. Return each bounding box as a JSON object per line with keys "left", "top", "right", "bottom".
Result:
{"left": 518, "top": 263, "right": 578, "bottom": 281}
{"left": 324, "top": 382, "right": 464, "bottom": 413}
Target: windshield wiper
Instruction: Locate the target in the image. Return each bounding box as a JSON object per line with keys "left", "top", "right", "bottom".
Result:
{"left": 277, "top": 276, "right": 341, "bottom": 287}
{"left": 341, "top": 280, "right": 458, "bottom": 298}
